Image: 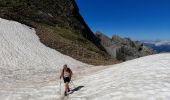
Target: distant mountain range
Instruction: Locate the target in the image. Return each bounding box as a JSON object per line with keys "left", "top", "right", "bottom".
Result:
{"left": 142, "top": 40, "right": 170, "bottom": 53}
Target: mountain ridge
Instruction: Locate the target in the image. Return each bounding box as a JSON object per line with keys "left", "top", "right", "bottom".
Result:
{"left": 0, "top": 0, "right": 115, "bottom": 65}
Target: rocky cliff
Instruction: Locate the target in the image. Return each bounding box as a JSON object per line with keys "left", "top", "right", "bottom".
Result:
{"left": 96, "top": 31, "right": 155, "bottom": 61}
{"left": 0, "top": 0, "right": 115, "bottom": 65}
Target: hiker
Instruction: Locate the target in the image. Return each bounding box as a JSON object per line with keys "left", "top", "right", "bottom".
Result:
{"left": 60, "top": 64, "right": 73, "bottom": 96}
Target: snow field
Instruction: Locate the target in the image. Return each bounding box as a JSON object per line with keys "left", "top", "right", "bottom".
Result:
{"left": 0, "top": 18, "right": 87, "bottom": 87}
{"left": 1, "top": 18, "right": 170, "bottom": 100}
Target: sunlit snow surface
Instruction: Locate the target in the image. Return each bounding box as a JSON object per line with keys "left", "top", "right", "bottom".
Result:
{"left": 0, "top": 18, "right": 87, "bottom": 99}
{"left": 0, "top": 18, "right": 170, "bottom": 100}
{"left": 74, "top": 54, "right": 170, "bottom": 100}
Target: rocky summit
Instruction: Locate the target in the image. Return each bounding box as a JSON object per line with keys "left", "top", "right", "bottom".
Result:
{"left": 96, "top": 31, "right": 155, "bottom": 61}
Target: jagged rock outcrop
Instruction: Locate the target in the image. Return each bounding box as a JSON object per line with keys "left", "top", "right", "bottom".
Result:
{"left": 96, "top": 31, "right": 121, "bottom": 58}
{"left": 96, "top": 31, "right": 155, "bottom": 61}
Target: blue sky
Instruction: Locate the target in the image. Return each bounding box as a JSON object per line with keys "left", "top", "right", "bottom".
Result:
{"left": 76, "top": 0, "right": 170, "bottom": 40}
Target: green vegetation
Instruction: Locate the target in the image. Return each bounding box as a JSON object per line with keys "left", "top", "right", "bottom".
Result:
{"left": 116, "top": 47, "right": 125, "bottom": 61}
{"left": 55, "top": 26, "right": 101, "bottom": 53}
{"left": 41, "top": 24, "right": 101, "bottom": 53}
{"left": 55, "top": 27, "right": 87, "bottom": 43}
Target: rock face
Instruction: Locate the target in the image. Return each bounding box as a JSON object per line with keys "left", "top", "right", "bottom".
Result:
{"left": 0, "top": 0, "right": 115, "bottom": 65}
{"left": 96, "top": 31, "right": 155, "bottom": 61}
{"left": 96, "top": 31, "right": 121, "bottom": 58}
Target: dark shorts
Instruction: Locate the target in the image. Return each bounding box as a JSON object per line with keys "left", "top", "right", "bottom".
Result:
{"left": 63, "top": 77, "right": 70, "bottom": 83}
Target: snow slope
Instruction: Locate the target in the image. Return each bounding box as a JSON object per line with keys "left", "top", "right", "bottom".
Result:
{"left": 72, "top": 53, "right": 170, "bottom": 100}
{"left": 0, "top": 18, "right": 87, "bottom": 85}
{"left": 1, "top": 53, "right": 170, "bottom": 100}
{"left": 1, "top": 18, "right": 170, "bottom": 100}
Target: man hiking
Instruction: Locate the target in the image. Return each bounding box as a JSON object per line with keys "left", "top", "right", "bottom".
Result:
{"left": 60, "top": 64, "right": 73, "bottom": 96}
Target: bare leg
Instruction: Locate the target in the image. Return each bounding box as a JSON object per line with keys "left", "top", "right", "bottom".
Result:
{"left": 67, "top": 83, "right": 70, "bottom": 92}
{"left": 65, "top": 82, "right": 69, "bottom": 92}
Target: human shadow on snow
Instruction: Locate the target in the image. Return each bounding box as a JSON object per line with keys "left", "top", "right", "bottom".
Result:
{"left": 70, "top": 86, "right": 84, "bottom": 94}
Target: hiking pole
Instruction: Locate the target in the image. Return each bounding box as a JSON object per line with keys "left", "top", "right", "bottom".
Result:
{"left": 70, "top": 80, "right": 76, "bottom": 88}
{"left": 59, "top": 68, "right": 62, "bottom": 95}
{"left": 60, "top": 79, "right": 61, "bottom": 95}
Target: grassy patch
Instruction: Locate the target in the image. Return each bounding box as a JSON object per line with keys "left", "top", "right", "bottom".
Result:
{"left": 43, "top": 24, "right": 101, "bottom": 53}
